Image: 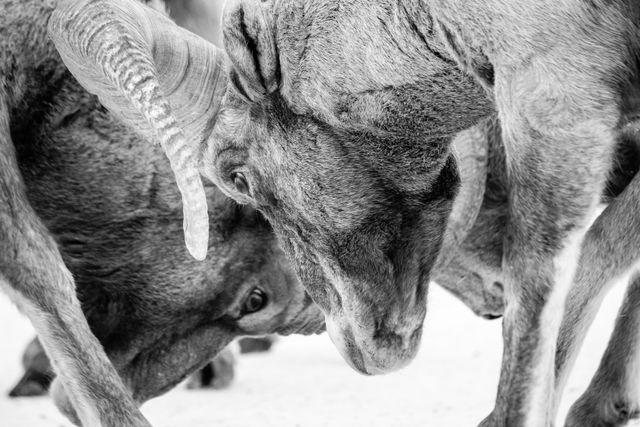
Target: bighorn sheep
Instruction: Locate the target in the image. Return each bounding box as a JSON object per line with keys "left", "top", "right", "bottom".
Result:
{"left": 437, "top": 118, "right": 640, "bottom": 426}
{"left": 1, "top": 2, "right": 505, "bottom": 424}
{"left": 1, "top": 1, "right": 324, "bottom": 425}
{"left": 439, "top": 117, "right": 640, "bottom": 426}
{"left": 5, "top": 114, "right": 504, "bottom": 404}
{"left": 45, "top": 0, "right": 640, "bottom": 425}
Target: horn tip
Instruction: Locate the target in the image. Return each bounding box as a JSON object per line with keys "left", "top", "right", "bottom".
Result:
{"left": 186, "top": 236, "right": 208, "bottom": 261}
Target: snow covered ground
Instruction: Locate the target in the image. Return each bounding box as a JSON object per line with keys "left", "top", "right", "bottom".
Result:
{"left": 0, "top": 282, "right": 629, "bottom": 426}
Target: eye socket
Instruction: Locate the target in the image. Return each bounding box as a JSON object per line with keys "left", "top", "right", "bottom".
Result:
{"left": 230, "top": 171, "right": 250, "bottom": 196}
{"left": 242, "top": 288, "right": 268, "bottom": 315}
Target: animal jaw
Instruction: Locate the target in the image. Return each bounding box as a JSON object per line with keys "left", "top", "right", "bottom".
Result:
{"left": 207, "top": 0, "right": 494, "bottom": 374}
{"left": 46, "top": 0, "right": 495, "bottom": 376}
{"left": 209, "top": 6, "right": 640, "bottom": 426}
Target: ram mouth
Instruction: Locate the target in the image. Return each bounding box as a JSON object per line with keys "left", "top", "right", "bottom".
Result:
{"left": 278, "top": 309, "right": 326, "bottom": 336}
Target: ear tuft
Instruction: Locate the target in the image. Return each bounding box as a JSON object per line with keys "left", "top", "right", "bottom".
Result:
{"left": 223, "top": 0, "right": 280, "bottom": 100}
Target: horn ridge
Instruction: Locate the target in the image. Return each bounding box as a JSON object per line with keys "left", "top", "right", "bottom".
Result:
{"left": 49, "top": 0, "right": 214, "bottom": 260}
{"left": 435, "top": 117, "right": 491, "bottom": 270}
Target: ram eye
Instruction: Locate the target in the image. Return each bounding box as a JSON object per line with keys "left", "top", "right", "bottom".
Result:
{"left": 242, "top": 288, "right": 268, "bottom": 315}
{"left": 231, "top": 171, "right": 250, "bottom": 195}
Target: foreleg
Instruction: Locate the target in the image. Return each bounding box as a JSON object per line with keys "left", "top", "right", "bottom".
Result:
{"left": 564, "top": 273, "right": 640, "bottom": 426}
{"left": 480, "top": 65, "right": 619, "bottom": 426}
{"left": 0, "top": 99, "right": 150, "bottom": 427}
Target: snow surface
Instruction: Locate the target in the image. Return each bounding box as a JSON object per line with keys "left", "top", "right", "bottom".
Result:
{"left": 0, "top": 282, "right": 631, "bottom": 426}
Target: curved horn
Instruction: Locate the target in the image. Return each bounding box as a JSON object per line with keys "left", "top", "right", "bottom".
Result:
{"left": 48, "top": 0, "right": 228, "bottom": 260}
{"left": 435, "top": 116, "right": 493, "bottom": 269}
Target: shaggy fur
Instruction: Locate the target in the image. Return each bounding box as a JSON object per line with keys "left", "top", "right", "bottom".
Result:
{"left": 208, "top": 1, "right": 640, "bottom": 425}
{"left": 212, "top": 0, "right": 493, "bottom": 376}
{"left": 0, "top": 1, "right": 323, "bottom": 425}
{"left": 442, "top": 119, "right": 640, "bottom": 427}
{"left": 45, "top": 0, "right": 640, "bottom": 425}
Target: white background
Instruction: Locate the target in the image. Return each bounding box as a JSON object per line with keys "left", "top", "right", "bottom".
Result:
{"left": 0, "top": 281, "right": 632, "bottom": 426}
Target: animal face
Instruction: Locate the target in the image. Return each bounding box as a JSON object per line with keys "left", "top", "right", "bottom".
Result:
{"left": 208, "top": 0, "right": 494, "bottom": 374}
{"left": 16, "top": 78, "right": 324, "bottom": 402}
{"left": 76, "top": 194, "right": 324, "bottom": 403}
{"left": 48, "top": 0, "right": 491, "bottom": 377}
{"left": 211, "top": 90, "right": 457, "bottom": 374}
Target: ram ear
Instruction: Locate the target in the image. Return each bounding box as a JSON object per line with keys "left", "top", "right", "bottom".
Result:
{"left": 48, "top": 0, "right": 230, "bottom": 260}
{"left": 223, "top": 0, "right": 280, "bottom": 100}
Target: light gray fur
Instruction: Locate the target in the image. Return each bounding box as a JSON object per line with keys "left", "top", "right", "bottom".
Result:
{"left": 210, "top": 1, "right": 640, "bottom": 425}
{"left": 43, "top": 0, "right": 640, "bottom": 425}
{"left": 0, "top": 1, "right": 323, "bottom": 425}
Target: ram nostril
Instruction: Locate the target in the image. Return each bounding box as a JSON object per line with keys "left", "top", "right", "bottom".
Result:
{"left": 482, "top": 313, "right": 502, "bottom": 320}
{"left": 492, "top": 281, "right": 504, "bottom": 293}
{"left": 199, "top": 363, "right": 215, "bottom": 387}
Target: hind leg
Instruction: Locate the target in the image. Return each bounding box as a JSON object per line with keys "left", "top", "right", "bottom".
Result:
{"left": 565, "top": 274, "right": 640, "bottom": 426}
{"left": 9, "top": 337, "right": 53, "bottom": 397}
{"left": 0, "top": 102, "right": 150, "bottom": 426}
{"left": 548, "top": 125, "right": 640, "bottom": 425}
{"left": 186, "top": 343, "right": 237, "bottom": 390}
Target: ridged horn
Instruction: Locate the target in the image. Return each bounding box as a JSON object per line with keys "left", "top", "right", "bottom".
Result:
{"left": 48, "top": 0, "right": 228, "bottom": 260}
{"left": 435, "top": 116, "right": 493, "bottom": 269}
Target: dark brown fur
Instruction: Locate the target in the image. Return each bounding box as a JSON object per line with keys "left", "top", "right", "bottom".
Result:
{"left": 0, "top": 1, "right": 322, "bottom": 425}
